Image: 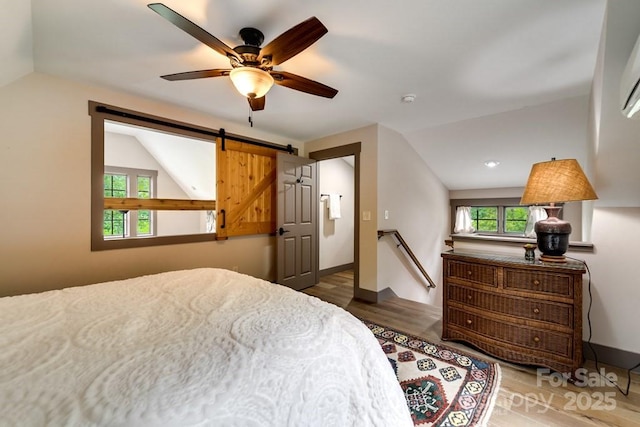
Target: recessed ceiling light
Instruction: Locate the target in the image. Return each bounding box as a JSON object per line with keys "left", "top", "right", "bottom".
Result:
{"left": 484, "top": 160, "right": 500, "bottom": 168}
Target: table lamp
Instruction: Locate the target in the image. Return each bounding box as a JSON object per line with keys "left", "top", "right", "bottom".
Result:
{"left": 520, "top": 158, "right": 598, "bottom": 263}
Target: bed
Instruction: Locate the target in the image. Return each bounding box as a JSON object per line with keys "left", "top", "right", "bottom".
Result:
{"left": 0, "top": 268, "right": 412, "bottom": 426}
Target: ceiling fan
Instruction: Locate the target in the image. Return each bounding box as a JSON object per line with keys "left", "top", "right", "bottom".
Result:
{"left": 148, "top": 3, "right": 338, "bottom": 111}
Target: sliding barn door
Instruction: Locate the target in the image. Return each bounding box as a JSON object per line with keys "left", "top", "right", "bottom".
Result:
{"left": 216, "top": 138, "right": 277, "bottom": 238}
{"left": 276, "top": 153, "right": 317, "bottom": 290}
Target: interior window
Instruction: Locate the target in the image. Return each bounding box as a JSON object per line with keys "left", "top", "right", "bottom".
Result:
{"left": 90, "top": 102, "right": 218, "bottom": 250}
{"left": 90, "top": 101, "right": 294, "bottom": 251}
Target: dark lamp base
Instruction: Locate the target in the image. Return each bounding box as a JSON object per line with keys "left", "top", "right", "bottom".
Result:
{"left": 535, "top": 209, "right": 571, "bottom": 263}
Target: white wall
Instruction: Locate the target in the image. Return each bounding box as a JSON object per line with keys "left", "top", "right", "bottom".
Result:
{"left": 582, "top": 208, "right": 640, "bottom": 354}
{"left": 305, "top": 125, "right": 379, "bottom": 293}
{"left": 306, "top": 125, "right": 450, "bottom": 303}
{"left": 0, "top": 72, "right": 299, "bottom": 297}
{"left": 457, "top": 0, "right": 640, "bottom": 356}
{"left": 594, "top": 0, "right": 640, "bottom": 207}
{"left": 318, "top": 157, "right": 354, "bottom": 270}
{"left": 0, "top": 0, "right": 33, "bottom": 87}
{"left": 585, "top": 0, "right": 640, "bottom": 354}
{"left": 376, "top": 126, "right": 449, "bottom": 305}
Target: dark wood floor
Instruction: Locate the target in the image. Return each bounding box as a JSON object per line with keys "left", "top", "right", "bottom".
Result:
{"left": 302, "top": 270, "right": 640, "bottom": 427}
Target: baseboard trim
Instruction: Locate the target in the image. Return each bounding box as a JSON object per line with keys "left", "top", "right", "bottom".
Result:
{"left": 583, "top": 341, "right": 640, "bottom": 371}
{"left": 354, "top": 286, "right": 397, "bottom": 303}
{"left": 377, "top": 287, "right": 397, "bottom": 303}
{"left": 319, "top": 263, "right": 354, "bottom": 277}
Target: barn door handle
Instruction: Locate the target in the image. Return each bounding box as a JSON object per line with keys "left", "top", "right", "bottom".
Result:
{"left": 278, "top": 227, "right": 290, "bottom": 236}
{"left": 220, "top": 209, "right": 226, "bottom": 229}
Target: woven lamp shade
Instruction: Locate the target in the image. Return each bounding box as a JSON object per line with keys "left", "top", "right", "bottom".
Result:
{"left": 520, "top": 159, "right": 598, "bottom": 205}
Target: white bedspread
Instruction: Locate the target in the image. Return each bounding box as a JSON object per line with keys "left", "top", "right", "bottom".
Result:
{"left": 0, "top": 268, "right": 412, "bottom": 427}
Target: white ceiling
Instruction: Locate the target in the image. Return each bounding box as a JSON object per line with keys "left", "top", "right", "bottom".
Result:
{"left": 22, "top": 0, "right": 608, "bottom": 189}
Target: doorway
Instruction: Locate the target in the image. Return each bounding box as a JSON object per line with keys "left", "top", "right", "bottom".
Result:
{"left": 309, "top": 143, "right": 361, "bottom": 296}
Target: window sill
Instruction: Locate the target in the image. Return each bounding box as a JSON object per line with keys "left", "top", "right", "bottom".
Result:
{"left": 450, "top": 233, "right": 594, "bottom": 252}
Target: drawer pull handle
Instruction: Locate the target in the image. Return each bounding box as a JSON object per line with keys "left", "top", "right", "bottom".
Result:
{"left": 533, "top": 336, "right": 540, "bottom": 343}
{"left": 533, "top": 308, "right": 540, "bottom": 314}
{"left": 467, "top": 294, "right": 473, "bottom": 300}
{"left": 466, "top": 319, "right": 473, "bottom": 325}
{"left": 533, "top": 280, "right": 541, "bottom": 286}
{"left": 467, "top": 271, "right": 472, "bottom": 276}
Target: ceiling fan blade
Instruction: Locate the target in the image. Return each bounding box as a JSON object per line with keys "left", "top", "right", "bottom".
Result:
{"left": 258, "top": 17, "right": 327, "bottom": 66}
{"left": 248, "top": 96, "right": 266, "bottom": 111}
{"left": 148, "top": 3, "right": 240, "bottom": 60}
{"left": 161, "top": 69, "right": 230, "bottom": 81}
{"left": 271, "top": 71, "right": 338, "bottom": 98}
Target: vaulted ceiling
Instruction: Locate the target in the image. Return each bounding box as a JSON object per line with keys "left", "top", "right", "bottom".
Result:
{"left": 6, "top": 0, "right": 609, "bottom": 189}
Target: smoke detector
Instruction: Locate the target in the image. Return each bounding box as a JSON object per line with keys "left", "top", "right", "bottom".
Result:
{"left": 401, "top": 94, "right": 417, "bottom": 103}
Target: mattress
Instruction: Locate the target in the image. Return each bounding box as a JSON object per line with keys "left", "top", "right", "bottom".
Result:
{"left": 0, "top": 268, "right": 412, "bottom": 426}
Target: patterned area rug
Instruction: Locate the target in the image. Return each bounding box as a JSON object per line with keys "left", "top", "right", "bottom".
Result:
{"left": 361, "top": 320, "right": 501, "bottom": 427}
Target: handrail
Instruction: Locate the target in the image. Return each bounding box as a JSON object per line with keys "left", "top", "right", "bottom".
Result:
{"left": 378, "top": 229, "right": 437, "bottom": 288}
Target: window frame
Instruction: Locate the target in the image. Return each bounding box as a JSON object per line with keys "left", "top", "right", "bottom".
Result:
{"left": 90, "top": 101, "right": 295, "bottom": 251}
{"left": 90, "top": 102, "right": 221, "bottom": 251}
{"left": 450, "top": 197, "right": 555, "bottom": 237}
{"left": 449, "top": 197, "right": 594, "bottom": 251}
{"left": 104, "top": 166, "right": 158, "bottom": 239}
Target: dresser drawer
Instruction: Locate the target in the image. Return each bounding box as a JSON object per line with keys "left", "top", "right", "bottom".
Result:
{"left": 448, "top": 307, "right": 572, "bottom": 358}
{"left": 447, "top": 284, "right": 573, "bottom": 327}
{"left": 504, "top": 269, "right": 573, "bottom": 298}
{"left": 446, "top": 260, "right": 498, "bottom": 287}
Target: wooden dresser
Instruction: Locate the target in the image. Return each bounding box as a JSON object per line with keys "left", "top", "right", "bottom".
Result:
{"left": 441, "top": 250, "right": 586, "bottom": 375}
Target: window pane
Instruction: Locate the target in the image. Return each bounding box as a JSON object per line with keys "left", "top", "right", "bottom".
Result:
{"left": 478, "top": 220, "right": 498, "bottom": 232}
{"left": 104, "top": 210, "right": 126, "bottom": 237}
{"left": 471, "top": 207, "right": 497, "bottom": 232}
{"left": 138, "top": 210, "right": 151, "bottom": 235}
{"left": 505, "top": 206, "right": 528, "bottom": 233}
{"left": 103, "top": 210, "right": 114, "bottom": 235}
{"left": 137, "top": 176, "right": 151, "bottom": 199}
{"left": 104, "top": 174, "right": 127, "bottom": 198}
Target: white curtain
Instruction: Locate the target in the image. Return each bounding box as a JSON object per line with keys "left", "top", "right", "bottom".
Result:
{"left": 524, "top": 206, "right": 548, "bottom": 238}
{"left": 206, "top": 210, "right": 216, "bottom": 233}
{"left": 454, "top": 206, "right": 475, "bottom": 234}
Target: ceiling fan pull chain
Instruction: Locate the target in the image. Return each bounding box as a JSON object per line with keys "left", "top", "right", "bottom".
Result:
{"left": 248, "top": 108, "right": 254, "bottom": 127}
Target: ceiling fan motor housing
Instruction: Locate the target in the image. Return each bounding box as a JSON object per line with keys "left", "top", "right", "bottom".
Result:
{"left": 239, "top": 27, "right": 264, "bottom": 47}
{"left": 234, "top": 28, "right": 267, "bottom": 67}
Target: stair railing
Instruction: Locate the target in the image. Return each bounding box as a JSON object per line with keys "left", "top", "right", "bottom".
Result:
{"left": 377, "top": 229, "right": 436, "bottom": 288}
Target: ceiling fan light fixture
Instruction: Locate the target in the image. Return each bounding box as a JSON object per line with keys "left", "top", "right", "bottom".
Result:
{"left": 229, "top": 67, "right": 274, "bottom": 99}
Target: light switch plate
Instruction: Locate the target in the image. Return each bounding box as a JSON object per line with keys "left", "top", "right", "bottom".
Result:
{"left": 362, "top": 210, "right": 371, "bottom": 221}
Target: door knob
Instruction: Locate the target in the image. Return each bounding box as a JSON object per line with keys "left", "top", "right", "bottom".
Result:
{"left": 278, "top": 227, "right": 290, "bottom": 236}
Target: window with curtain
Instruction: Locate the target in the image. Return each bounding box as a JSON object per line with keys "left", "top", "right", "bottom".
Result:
{"left": 451, "top": 198, "right": 540, "bottom": 237}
